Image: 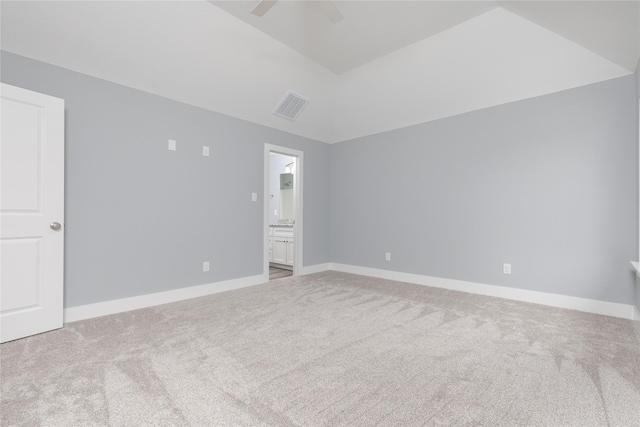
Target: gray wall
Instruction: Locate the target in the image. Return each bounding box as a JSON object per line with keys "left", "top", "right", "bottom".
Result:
{"left": 331, "top": 75, "right": 638, "bottom": 305}
{"left": 1, "top": 52, "right": 330, "bottom": 308}
{"left": 2, "top": 51, "right": 638, "bottom": 309}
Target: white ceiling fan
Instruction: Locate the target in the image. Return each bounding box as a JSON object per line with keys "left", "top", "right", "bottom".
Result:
{"left": 250, "top": 0, "right": 344, "bottom": 23}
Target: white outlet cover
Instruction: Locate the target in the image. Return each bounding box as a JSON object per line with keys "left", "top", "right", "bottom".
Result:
{"left": 203, "top": 146, "right": 209, "bottom": 156}
{"left": 203, "top": 261, "right": 210, "bottom": 272}
{"left": 168, "top": 139, "right": 176, "bottom": 151}
{"left": 503, "top": 263, "right": 512, "bottom": 274}
{"left": 251, "top": 193, "right": 257, "bottom": 202}
{"left": 385, "top": 252, "right": 391, "bottom": 261}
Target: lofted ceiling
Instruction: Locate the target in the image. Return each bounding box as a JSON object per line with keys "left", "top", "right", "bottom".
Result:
{"left": 210, "top": 1, "right": 499, "bottom": 74}
{"left": 212, "top": 0, "right": 640, "bottom": 74}
{"left": 1, "top": 1, "right": 638, "bottom": 143}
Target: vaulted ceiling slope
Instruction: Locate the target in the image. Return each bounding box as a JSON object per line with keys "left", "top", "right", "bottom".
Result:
{"left": 1, "top": 1, "right": 638, "bottom": 144}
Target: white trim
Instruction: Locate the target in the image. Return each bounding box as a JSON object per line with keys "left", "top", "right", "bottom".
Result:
{"left": 63, "top": 264, "right": 638, "bottom": 324}
{"left": 329, "top": 263, "right": 638, "bottom": 320}
{"left": 264, "top": 144, "right": 304, "bottom": 278}
{"left": 299, "top": 263, "right": 331, "bottom": 276}
{"left": 64, "top": 274, "right": 265, "bottom": 323}
{"left": 635, "top": 91, "right": 640, "bottom": 321}
{"left": 634, "top": 262, "right": 640, "bottom": 319}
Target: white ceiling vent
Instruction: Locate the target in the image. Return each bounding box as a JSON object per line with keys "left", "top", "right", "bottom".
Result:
{"left": 273, "top": 91, "right": 309, "bottom": 122}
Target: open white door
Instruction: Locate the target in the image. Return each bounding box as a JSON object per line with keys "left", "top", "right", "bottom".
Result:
{"left": 1, "top": 84, "right": 65, "bottom": 343}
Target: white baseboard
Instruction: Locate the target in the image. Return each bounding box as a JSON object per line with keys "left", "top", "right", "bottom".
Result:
{"left": 64, "top": 263, "right": 638, "bottom": 324}
{"left": 299, "top": 263, "right": 331, "bottom": 276}
{"left": 64, "top": 264, "right": 332, "bottom": 324}
{"left": 634, "top": 265, "right": 640, "bottom": 321}
{"left": 330, "top": 263, "right": 638, "bottom": 321}
{"left": 64, "top": 274, "right": 266, "bottom": 323}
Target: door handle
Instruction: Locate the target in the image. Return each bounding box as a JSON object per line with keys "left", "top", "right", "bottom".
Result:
{"left": 50, "top": 222, "right": 62, "bottom": 231}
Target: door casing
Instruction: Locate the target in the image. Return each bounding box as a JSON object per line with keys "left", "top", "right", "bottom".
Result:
{"left": 264, "top": 144, "right": 303, "bottom": 281}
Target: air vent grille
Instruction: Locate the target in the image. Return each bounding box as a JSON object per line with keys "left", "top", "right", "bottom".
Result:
{"left": 273, "top": 91, "right": 309, "bottom": 121}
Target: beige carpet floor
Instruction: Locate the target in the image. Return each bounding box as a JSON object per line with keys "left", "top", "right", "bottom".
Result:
{"left": 2, "top": 271, "right": 640, "bottom": 426}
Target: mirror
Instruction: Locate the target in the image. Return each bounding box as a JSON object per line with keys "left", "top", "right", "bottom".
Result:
{"left": 279, "top": 172, "right": 294, "bottom": 220}
{"left": 270, "top": 153, "right": 296, "bottom": 224}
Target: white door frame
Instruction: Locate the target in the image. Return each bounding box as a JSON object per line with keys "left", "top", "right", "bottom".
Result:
{"left": 264, "top": 144, "right": 303, "bottom": 280}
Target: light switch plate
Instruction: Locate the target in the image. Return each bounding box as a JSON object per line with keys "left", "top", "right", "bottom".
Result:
{"left": 203, "top": 146, "right": 209, "bottom": 156}
{"left": 251, "top": 193, "right": 257, "bottom": 202}
{"left": 168, "top": 139, "right": 176, "bottom": 151}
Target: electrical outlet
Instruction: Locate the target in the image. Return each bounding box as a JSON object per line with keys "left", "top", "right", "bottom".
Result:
{"left": 203, "top": 261, "right": 210, "bottom": 272}
{"left": 202, "top": 146, "right": 210, "bottom": 156}
{"left": 274, "top": 209, "right": 278, "bottom": 215}
{"left": 503, "top": 263, "right": 511, "bottom": 275}
{"left": 168, "top": 139, "right": 176, "bottom": 151}
{"left": 385, "top": 252, "right": 391, "bottom": 261}
{"left": 251, "top": 193, "right": 257, "bottom": 202}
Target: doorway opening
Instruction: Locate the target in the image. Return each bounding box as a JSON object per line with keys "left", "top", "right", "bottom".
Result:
{"left": 264, "top": 144, "right": 303, "bottom": 282}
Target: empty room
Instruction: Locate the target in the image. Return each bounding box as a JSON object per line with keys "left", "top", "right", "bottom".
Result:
{"left": 1, "top": 1, "right": 640, "bottom": 425}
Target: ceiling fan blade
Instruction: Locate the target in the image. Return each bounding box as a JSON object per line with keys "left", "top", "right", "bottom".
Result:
{"left": 323, "top": 0, "right": 344, "bottom": 23}
{"left": 250, "top": 0, "right": 278, "bottom": 17}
